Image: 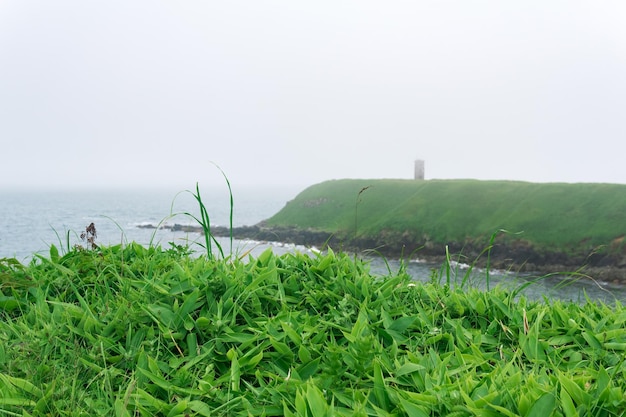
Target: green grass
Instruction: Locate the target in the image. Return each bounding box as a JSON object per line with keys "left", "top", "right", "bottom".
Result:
{"left": 1, "top": 245, "right": 626, "bottom": 416}
{"left": 175, "top": 166, "right": 235, "bottom": 259}
{"left": 264, "top": 179, "right": 626, "bottom": 255}
{"left": 1, "top": 176, "right": 625, "bottom": 415}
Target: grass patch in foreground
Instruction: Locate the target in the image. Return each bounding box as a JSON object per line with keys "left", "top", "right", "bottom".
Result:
{"left": 1, "top": 246, "right": 626, "bottom": 416}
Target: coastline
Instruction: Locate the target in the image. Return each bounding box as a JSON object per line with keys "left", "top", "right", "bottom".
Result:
{"left": 138, "top": 223, "right": 626, "bottom": 285}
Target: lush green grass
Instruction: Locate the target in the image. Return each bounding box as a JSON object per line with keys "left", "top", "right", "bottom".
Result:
{"left": 264, "top": 179, "right": 626, "bottom": 254}
{"left": 1, "top": 245, "right": 626, "bottom": 416}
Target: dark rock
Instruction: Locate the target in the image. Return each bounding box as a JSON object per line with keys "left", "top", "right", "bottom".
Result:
{"left": 136, "top": 221, "right": 626, "bottom": 284}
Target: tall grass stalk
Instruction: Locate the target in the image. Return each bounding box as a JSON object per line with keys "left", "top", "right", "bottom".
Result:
{"left": 444, "top": 245, "right": 452, "bottom": 288}
{"left": 50, "top": 226, "right": 71, "bottom": 257}
{"left": 354, "top": 185, "right": 371, "bottom": 241}
{"left": 178, "top": 165, "right": 234, "bottom": 259}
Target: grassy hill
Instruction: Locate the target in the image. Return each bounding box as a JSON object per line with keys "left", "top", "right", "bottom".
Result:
{"left": 264, "top": 179, "right": 626, "bottom": 268}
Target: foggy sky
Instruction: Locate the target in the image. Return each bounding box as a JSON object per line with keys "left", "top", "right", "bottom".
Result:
{"left": 1, "top": 1, "right": 625, "bottom": 189}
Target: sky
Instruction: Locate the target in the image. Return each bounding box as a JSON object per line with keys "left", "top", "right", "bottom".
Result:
{"left": 1, "top": 1, "right": 625, "bottom": 189}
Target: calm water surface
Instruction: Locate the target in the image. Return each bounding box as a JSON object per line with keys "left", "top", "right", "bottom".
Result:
{"left": 0, "top": 185, "right": 299, "bottom": 260}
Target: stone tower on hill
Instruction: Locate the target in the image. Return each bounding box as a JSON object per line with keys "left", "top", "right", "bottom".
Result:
{"left": 414, "top": 160, "right": 425, "bottom": 180}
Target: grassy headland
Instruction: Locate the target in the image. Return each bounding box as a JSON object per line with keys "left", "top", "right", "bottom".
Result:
{"left": 261, "top": 179, "right": 626, "bottom": 275}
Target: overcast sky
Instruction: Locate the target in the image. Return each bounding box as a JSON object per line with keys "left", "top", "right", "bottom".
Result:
{"left": 1, "top": 1, "right": 625, "bottom": 189}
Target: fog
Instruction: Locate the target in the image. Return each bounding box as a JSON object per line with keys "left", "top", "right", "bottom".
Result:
{"left": 1, "top": 1, "right": 625, "bottom": 189}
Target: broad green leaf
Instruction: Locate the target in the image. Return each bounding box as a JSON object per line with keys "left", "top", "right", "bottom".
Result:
{"left": 281, "top": 321, "right": 303, "bottom": 345}
{"left": 256, "top": 248, "right": 274, "bottom": 266}
{"left": 220, "top": 332, "right": 258, "bottom": 344}
{"left": 314, "top": 252, "right": 334, "bottom": 273}
{"left": 380, "top": 328, "right": 408, "bottom": 344}
{"left": 228, "top": 348, "right": 241, "bottom": 392}
{"left": 526, "top": 392, "right": 556, "bottom": 417}
{"left": 0, "top": 398, "right": 36, "bottom": 407}
{"left": 295, "top": 389, "right": 307, "bottom": 415}
{"left": 388, "top": 316, "right": 417, "bottom": 332}
{"left": 595, "top": 328, "right": 626, "bottom": 341}
{"left": 475, "top": 297, "right": 486, "bottom": 315}
{"left": 167, "top": 399, "right": 189, "bottom": 417}
{"left": 521, "top": 333, "right": 546, "bottom": 362}
{"left": 395, "top": 362, "right": 426, "bottom": 377}
{"left": 186, "top": 332, "right": 198, "bottom": 357}
{"left": 134, "top": 387, "right": 169, "bottom": 411}
{"left": 401, "top": 391, "right": 439, "bottom": 406}
{"left": 188, "top": 400, "right": 213, "bottom": 417}
{"left": 581, "top": 331, "right": 602, "bottom": 350}
{"left": 270, "top": 338, "right": 294, "bottom": 360}
{"left": 241, "top": 350, "right": 264, "bottom": 370}
{"left": 305, "top": 382, "right": 328, "bottom": 417}
{"left": 603, "top": 342, "right": 626, "bottom": 351}
{"left": 595, "top": 366, "right": 610, "bottom": 402}
{"left": 114, "top": 398, "right": 132, "bottom": 417}
{"left": 298, "top": 344, "right": 312, "bottom": 363}
{"left": 145, "top": 304, "right": 177, "bottom": 328}
{"left": 0, "top": 296, "right": 21, "bottom": 312}
{"left": 487, "top": 403, "right": 524, "bottom": 417}
{"left": 195, "top": 316, "right": 211, "bottom": 330}
{"left": 547, "top": 335, "right": 575, "bottom": 346}
{"left": 560, "top": 387, "right": 578, "bottom": 417}
{"left": 49, "top": 244, "right": 59, "bottom": 262}
{"left": 137, "top": 367, "right": 174, "bottom": 391}
{"left": 0, "top": 374, "right": 42, "bottom": 397}
{"left": 298, "top": 358, "right": 321, "bottom": 380}
{"left": 373, "top": 360, "right": 390, "bottom": 410}
{"left": 136, "top": 367, "right": 202, "bottom": 396}
{"left": 398, "top": 396, "right": 429, "bottom": 417}
{"left": 559, "top": 374, "right": 591, "bottom": 408}
{"left": 177, "top": 288, "right": 200, "bottom": 320}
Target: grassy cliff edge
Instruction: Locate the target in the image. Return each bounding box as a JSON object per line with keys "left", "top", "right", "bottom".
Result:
{"left": 263, "top": 179, "right": 626, "bottom": 273}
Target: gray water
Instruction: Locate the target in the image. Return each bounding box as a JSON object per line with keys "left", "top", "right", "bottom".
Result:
{"left": 0, "top": 185, "right": 299, "bottom": 260}
{"left": 2, "top": 186, "right": 625, "bottom": 304}
{"left": 366, "top": 257, "right": 626, "bottom": 305}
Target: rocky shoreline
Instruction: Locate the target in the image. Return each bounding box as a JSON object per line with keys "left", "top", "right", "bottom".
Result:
{"left": 138, "top": 223, "right": 626, "bottom": 285}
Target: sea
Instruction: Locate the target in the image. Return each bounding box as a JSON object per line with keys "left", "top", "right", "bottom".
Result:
{"left": 2, "top": 186, "right": 625, "bottom": 304}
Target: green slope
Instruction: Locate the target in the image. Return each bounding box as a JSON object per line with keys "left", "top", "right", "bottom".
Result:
{"left": 266, "top": 179, "right": 626, "bottom": 254}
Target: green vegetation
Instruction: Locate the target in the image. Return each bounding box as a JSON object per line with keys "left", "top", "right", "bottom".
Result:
{"left": 1, "top": 177, "right": 625, "bottom": 415}
{"left": 1, "top": 244, "right": 626, "bottom": 415}
{"left": 265, "top": 179, "right": 626, "bottom": 255}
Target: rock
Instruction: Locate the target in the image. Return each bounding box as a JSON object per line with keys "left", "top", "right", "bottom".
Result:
{"left": 135, "top": 222, "right": 626, "bottom": 284}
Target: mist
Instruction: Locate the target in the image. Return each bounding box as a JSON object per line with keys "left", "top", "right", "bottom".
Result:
{"left": 1, "top": 1, "right": 625, "bottom": 189}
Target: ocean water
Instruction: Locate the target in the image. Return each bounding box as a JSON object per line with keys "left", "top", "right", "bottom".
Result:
{"left": 0, "top": 185, "right": 302, "bottom": 261}
{"left": 2, "top": 186, "right": 625, "bottom": 304}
